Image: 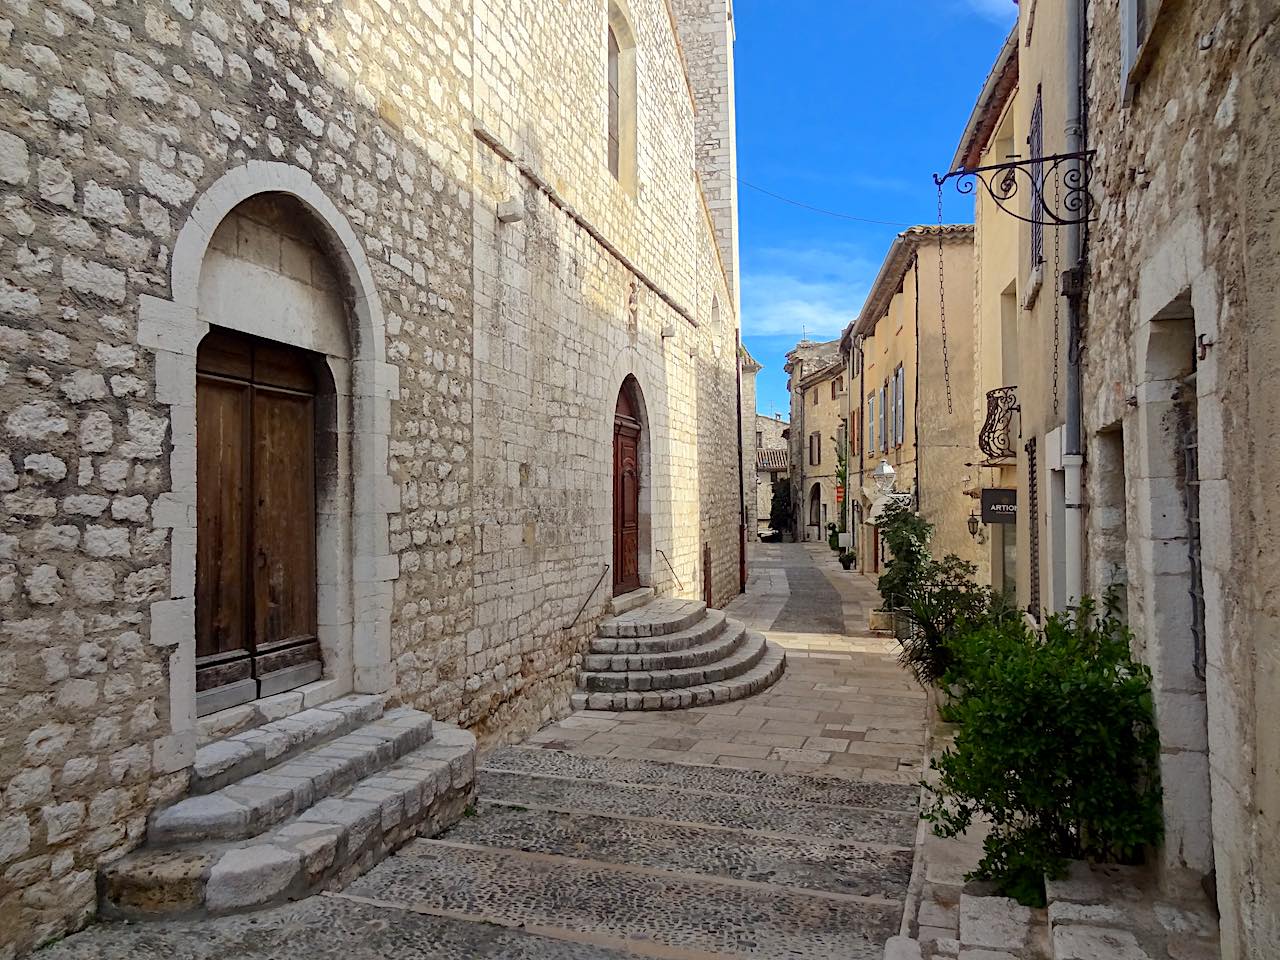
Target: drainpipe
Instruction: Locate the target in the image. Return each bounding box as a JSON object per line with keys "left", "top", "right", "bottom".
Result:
{"left": 1063, "top": 0, "right": 1085, "bottom": 606}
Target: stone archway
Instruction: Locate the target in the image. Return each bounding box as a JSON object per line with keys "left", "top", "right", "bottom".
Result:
{"left": 138, "top": 162, "right": 399, "bottom": 771}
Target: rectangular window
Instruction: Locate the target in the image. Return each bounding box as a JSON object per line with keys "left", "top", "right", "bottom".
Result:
{"left": 867, "top": 394, "right": 875, "bottom": 456}
{"left": 755, "top": 431, "right": 762, "bottom": 447}
{"left": 809, "top": 431, "right": 821, "bottom": 466}
{"left": 812, "top": 389, "right": 818, "bottom": 406}
{"left": 607, "top": 27, "right": 621, "bottom": 179}
{"left": 895, "top": 364, "right": 906, "bottom": 446}
{"left": 1120, "top": 0, "right": 1152, "bottom": 98}
{"left": 887, "top": 376, "right": 896, "bottom": 449}
{"left": 879, "top": 385, "right": 887, "bottom": 453}
{"left": 1029, "top": 86, "right": 1044, "bottom": 267}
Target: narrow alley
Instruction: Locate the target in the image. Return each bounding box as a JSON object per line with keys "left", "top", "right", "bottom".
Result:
{"left": 45, "top": 544, "right": 928, "bottom": 960}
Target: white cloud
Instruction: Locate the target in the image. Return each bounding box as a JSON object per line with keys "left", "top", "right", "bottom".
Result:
{"left": 740, "top": 245, "right": 877, "bottom": 341}
{"left": 963, "top": 0, "right": 1018, "bottom": 23}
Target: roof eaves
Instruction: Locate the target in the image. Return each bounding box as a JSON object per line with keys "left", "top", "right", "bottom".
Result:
{"left": 951, "top": 28, "right": 1019, "bottom": 172}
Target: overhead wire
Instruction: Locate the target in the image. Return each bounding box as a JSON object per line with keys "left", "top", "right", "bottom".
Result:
{"left": 735, "top": 177, "right": 917, "bottom": 227}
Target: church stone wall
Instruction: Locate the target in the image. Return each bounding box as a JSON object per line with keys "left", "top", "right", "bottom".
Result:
{"left": 0, "top": 0, "right": 741, "bottom": 953}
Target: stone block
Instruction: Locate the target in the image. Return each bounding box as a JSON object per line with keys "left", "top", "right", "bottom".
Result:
{"left": 205, "top": 844, "right": 300, "bottom": 913}
{"left": 958, "top": 894, "right": 1034, "bottom": 951}
{"left": 1052, "top": 925, "right": 1151, "bottom": 960}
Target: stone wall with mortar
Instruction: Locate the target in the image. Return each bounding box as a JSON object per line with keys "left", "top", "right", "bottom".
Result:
{"left": 1084, "top": 1, "right": 1279, "bottom": 955}
{"left": 0, "top": 0, "right": 741, "bottom": 954}
{"left": 468, "top": 0, "right": 741, "bottom": 737}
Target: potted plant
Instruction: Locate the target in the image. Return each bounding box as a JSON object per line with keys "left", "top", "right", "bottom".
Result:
{"left": 826, "top": 521, "right": 840, "bottom": 551}
{"left": 839, "top": 550, "right": 856, "bottom": 570}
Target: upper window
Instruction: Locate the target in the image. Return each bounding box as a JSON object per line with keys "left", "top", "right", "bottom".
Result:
{"left": 812, "top": 389, "right": 818, "bottom": 406}
{"left": 879, "top": 385, "right": 887, "bottom": 453}
{"left": 607, "top": 27, "right": 621, "bottom": 178}
{"left": 1029, "top": 85, "right": 1044, "bottom": 267}
{"left": 606, "top": 4, "right": 637, "bottom": 192}
{"left": 1121, "top": 0, "right": 1153, "bottom": 101}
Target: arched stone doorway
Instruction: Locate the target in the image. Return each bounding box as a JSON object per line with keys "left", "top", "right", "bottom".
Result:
{"left": 613, "top": 376, "right": 648, "bottom": 596}
{"left": 136, "top": 163, "right": 398, "bottom": 765}
{"left": 193, "top": 195, "right": 350, "bottom": 714}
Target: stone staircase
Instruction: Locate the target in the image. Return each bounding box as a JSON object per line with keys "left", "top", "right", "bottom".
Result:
{"left": 100, "top": 694, "right": 476, "bottom": 919}
{"left": 572, "top": 590, "right": 786, "bottom": 711}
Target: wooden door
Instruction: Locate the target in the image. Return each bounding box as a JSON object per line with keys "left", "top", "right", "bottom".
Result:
{"left": 613, "top": 385, "right": 642, "bottom": 596}
{"left": 196, "top": 331, "right": 322, "bottom": 715}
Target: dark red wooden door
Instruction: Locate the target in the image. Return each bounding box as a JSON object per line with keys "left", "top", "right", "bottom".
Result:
{"left": 613, "top": 386, "right": 642, "bottom": 596}
{"left": 196, "top": 330, "right": 322, "bottom": 714}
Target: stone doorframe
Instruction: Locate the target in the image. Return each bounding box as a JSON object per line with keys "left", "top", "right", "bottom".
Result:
{"left": 1131, "top": 213, "right": 1224, "bottom": 883}
{"left": 140, "top": 161, "right": 400, "bottom": 774}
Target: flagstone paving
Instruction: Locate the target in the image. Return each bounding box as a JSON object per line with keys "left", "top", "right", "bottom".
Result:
{"left": 46, "top": 543, "right": 927, "bottom": 960}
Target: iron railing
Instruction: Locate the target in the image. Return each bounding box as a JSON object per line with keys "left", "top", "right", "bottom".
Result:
{"left": 979, "top": 386, "right": 1019, "bottom": 461}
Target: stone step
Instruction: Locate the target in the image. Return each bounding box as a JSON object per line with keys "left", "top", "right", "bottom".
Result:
{"left": 449, "top": 800, "right": 914, "bottom": 898}
{"left": 190, "top": 694, "right": 387, "bottom": 795}
{"left": 47, "top": 896, "right": 658, "bottom": 959}
{"left": 342, "top": 837, "right": 900, "bottom": 959}
{"left": 148, "top": 708, "right": 435, "bottom": 845}
{"left": 583, "top": 618, "right": 747, "bottom": 672}
{"left": 100, "top": 725, "right": 477, "bottom": 920}
{"left": 608, "top": 586, "right": 654, "bottom": 615}
{"left": 596, "top": 597, "right": 707, "bottom": 638}
{"left": 580, "top": 628, "right": 766, "bottom": 692}
{"left": 573, "top": 637, "right": 787, "bottom": 710}
{"left": 477, "top": 768, "right": 919, "bottom": 846}
{"left": 480, "top": 745, "right": 921, "bottom": 813}
{"left": 589, "top": 608, "right": 728, "bottom": 655}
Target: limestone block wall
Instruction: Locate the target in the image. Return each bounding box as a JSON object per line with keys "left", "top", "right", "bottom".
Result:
{"left": 670, "top": 0, "right": 739, "bottom": 311}
{"left": 1084, "top": 2, "right": 1280, "bottom": 954}
{"left": 0, "top": 0, "right": 743, "bottom": 953}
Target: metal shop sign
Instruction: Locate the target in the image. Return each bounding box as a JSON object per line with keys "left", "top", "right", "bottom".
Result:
{"left": 981, "top": 488, "right": 1017, "bottom": 524}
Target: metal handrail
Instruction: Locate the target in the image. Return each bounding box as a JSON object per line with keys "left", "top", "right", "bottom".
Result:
{"left": 566, "top": 563, "right": 609, "bottom": 631}
{"left": 656, "top": 549, "right": 683, "bottom": 591}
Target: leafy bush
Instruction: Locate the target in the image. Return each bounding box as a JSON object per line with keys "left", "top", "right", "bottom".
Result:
{"left": 826, "top": 522, "right": 839, "bottom": 551}
{"left": 896, "top": 554, "right": 1010, "bottom": 685}
{"left": 924, "top": 596, "right": 1163, "bottom": 906}
{"left": 875, "top": 499, "right": 932, "bottom": 610}
{"left": 768, "top": 479, "right": 793, "bottom": 536}
{"left": 838, "top": 550, "right": 855, "bottom": 569}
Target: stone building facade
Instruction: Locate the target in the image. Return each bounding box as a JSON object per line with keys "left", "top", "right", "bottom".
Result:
{"left": 783, "top": 338, "right": 842, "bottom": 543}
{"left": 840, "top": 227, "right": 978, "bottom": 576}
{"left": 753, "top": 412, "right": 786, "bottom": 536}
{"left": 949, "top": 2, "right": 1279, "bottom": 955}
{"left": 1082, "top": 2, "right": 1280, "bottom": 955}
{"left": 0, "top": 0, "right": 743, "bottom": 953}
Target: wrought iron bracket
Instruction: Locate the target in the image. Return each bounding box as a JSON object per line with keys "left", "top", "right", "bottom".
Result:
{"left": 979, "top": 386, "right": 1020, "bottom": 461}
{"left": 933, "top": 151, "right": 1096, "bottom": 227}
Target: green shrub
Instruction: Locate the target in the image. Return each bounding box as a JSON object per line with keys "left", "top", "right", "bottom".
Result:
{"left": 875, "top": 499, "right": 932, "bottom": 610}
{"left": 826, "top": 522, "right": 840, "bottom": 551}
{"left": 924, "top": 596, "right": 1163, "bottom": 906}
{"left": 896, "top": 554, "right": 1010, "bottom": 685}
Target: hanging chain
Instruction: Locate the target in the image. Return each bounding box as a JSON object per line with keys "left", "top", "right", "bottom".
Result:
{"left": 1051, "top": 169, "right": 1061, "bottom": 417}
{"left": 936, "top": 183, "right": 953, "bottom": 414}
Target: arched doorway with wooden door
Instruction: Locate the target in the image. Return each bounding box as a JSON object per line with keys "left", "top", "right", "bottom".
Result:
{"left": 613, "top": 376, "right": 649, "bottom": 596}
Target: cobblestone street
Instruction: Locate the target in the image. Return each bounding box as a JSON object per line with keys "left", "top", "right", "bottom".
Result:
{"left": 45, "top": 544, "right": 927, "bottom": 959}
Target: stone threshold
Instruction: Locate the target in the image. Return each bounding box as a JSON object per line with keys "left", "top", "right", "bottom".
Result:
{"left": 197, "top": 677, "right": 372, "bottom": 747}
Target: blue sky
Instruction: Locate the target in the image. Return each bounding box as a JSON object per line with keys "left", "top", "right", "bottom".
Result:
{"left": 736, "top": 0, "right": 1017, "bottom": 419}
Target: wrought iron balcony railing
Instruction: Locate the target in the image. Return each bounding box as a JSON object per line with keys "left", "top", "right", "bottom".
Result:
{"left": 979, "top": 386, "right": 1019, "bottom": 461}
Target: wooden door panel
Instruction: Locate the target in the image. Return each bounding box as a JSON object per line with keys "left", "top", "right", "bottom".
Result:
{"left": 251, "top": 386, "right": 318, "bottom": 648}
{"left": 196, "top": 375, "right": 250, "bottom": 663}
{"left": 614, "top": 423, "right": 641, "bottom": 595}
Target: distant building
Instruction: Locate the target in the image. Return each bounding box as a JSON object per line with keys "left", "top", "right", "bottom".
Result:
{"left": 840, "top": 226, "right": 978, "bottom": 575}
{"left": 784, "top": 340, "right": 845, "bottom": 542}
{"left": 754, "top": 413, "right": 788, "bottom": 536}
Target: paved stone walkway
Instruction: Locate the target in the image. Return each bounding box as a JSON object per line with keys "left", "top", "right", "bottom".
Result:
{"left": 46, "top": 543, "right": 927, "bottom": 959}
